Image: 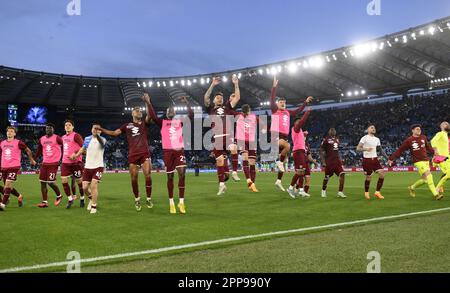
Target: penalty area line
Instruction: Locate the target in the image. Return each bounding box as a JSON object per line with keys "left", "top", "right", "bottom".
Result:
{"left": 2, "top": 207, "right": 450, "bottom": 273}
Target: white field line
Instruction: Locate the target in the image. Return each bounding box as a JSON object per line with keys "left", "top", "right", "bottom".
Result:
{"left": 1, "top": 207, "right": 450, "bottom": 273}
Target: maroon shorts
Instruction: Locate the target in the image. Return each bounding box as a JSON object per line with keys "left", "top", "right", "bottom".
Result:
{"left": 237, "top": 140, "right": 257, "bottom": 158}
{"left": 293, "top": 150, "right": 308, "bottom": 171}
{"left": 128, "top": 152, "right": 151, "bottom": 166}
{"left": 325, "top": 161, "right": 344, "bottom": 177}
{"left": 61, "top": 162, "right": 84, "bottom": 178}
{"left": 362, "top": 158, "right": 383, "bottom": 176}
{"left": 212, "top": 136, "right": 234, "bottom": 159}
{"left": 1, "top": 168, "right": 20, "bottom": 182}
{"left": 82, "top": 167, "right": 104, "bottom": 182}
{"left": 163, "top": 149, "right": 187, "bottom": 173}
{"left": 39, "top": 164, "right": 59, "bottom": 182}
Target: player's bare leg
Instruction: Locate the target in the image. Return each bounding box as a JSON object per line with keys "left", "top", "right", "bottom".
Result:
{"left": 142, "top": 160, "right": 153, "bottom": 208}
{"left": 230, "top": 144, "right": 240, "bottom": 181}
{"left": 167, "top": 172, "right": 176, "bottom": 214}
{"left": 337, "top": 173, "right": 347, "bottom": 198}
{"left": 304, "top": 175, "right": 311, "bottom": 195}
{"left": 364, "top": 175, "right": 372, "bottom": 200}
{"left": 275, "top": 139, "right": 289, "bottom": 191}
{"left": 1, "top": 185, "right": 24, "bottom": 207}
{"left": 129, "top": 164, "right": 142, "bottom": 211}
{"left": 374, "top": 170, "right": 385, "bottom": 199}
{"left": 216, "top": 155, "right": 227, "bottom": 196}
{"left": 176, "top": 166, "right": 186, "bottom": 214}
{"left": 74, "top": 177, "right": 85, "bottom": 207}
{"left": 83, "top": 181, "right": 93, "bottom": 211}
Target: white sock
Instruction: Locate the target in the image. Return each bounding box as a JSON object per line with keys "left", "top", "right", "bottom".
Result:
{"left": 135, "top": 197, "right": 141, "bottom": 202}
{"left": 179, "top": 198, "right": 184, "bottom": 204}
{"left": 169, "top": 198, "right": 174, "bottom": 205}
{"left": 276, "top": 179, "right": 281, "bottom": 184}
{"left": 300, "top": 188, "right": 305, "bottom": 192}
{"left": 80, "top": 196, "right": 85, "bottom": 200}
{"left": 219, "top": 182, "right": 225, "bottom": 187}
{"left": 68, "top": 195, "right": 73, "bottom": 201}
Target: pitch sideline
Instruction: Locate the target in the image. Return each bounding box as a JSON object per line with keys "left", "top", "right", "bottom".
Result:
{"left": 1, "top": 207, "right": 450, "bottom": 273}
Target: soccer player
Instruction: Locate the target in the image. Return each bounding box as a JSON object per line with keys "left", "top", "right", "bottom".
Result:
{"left": 204, "top": 76, "right": 240, "bottom": 196}
{"left": 145, "top": 94, "right": 192, "bottom": 214}
{"left": 0, "top": 126, "right": 36, "bottom": 211}
{"left": 234, "top": 104, "right": 267, "bottom": 192}
{"left": 34, "top": 123, "right": 63, "bottom": 208}
{"left": 61, "top": 119, "right": 85, "bottom": 208}
{"left": 270, "top": 76, "right": 313, "bottom": 191}
{"left": 71, "top": 123, "right": 106, "bottom": 214}
{"left": 356, "top": 125, "right": 388, "bottom": 200}
{"left": 320, "top": 128, "right": 347, "bottom": 198}
{"left": 287, "top": 109, "right": 312, "bottom": 198}
{"left": 431, "top": 121, "right": 450, "bottom": 196}
{"left": 295, "top": 131, "right": 317, "bottom": 197}
{"left": 97, "top": 98, "right": 153, "bottom": 211}
{"left": 388, "top": 124, "right": 441, "bottom": 200}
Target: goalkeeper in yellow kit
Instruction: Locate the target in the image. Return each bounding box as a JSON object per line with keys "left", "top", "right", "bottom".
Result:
{"left": 431, "top": 122, "right": 450, "bottom": 196}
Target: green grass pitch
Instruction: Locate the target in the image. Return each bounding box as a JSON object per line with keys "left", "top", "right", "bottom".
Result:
{"left": 1, "top": 171, "right": 450, "bottom": 273}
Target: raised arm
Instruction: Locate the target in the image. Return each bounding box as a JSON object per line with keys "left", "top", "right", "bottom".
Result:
{"left": 288, "top": 96, "right": 313, "bottom": 117}
{"left": 293, "top": 108, "right": 311, "bottom": 132}
{"left": 142, "top": 93, "right": 162, "bottom": 127}
{"left": 204, "top": 77, "right": 220, "bottom": 107}
{"left": 180, "top": 96, "right": 194, "bottom": 120}
{"left": 270, "top": 76, "right": 278, "bottom": 113}
{"left": 230, "top": 76, "right": 240, "bottom": 108}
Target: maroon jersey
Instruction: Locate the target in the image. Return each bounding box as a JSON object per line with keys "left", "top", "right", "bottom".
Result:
{"left": 119, "top": 121, "right": 150, "bottom": 156}
{"left": 321, "top": 136, "right": 341, "bottom": 165}
{"left": 206, "top": 102, "right": 235, "bottom": 136}
{"left": 389, "top": 135, "right": 434, "bottom": 163}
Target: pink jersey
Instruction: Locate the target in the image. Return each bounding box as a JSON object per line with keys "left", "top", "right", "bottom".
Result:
{"left": 62, "top": 132, "right": 83, "bottom": 164}
{"left": 270, "top": 109, "right": 290, "bottom": 135}
{"left": 0, "top": 139, "right": 25, "bottom": 169}
{"left": 236, "top": 114, "right": 257, "bottom": 142}
{"left": 161, "top": 119, "right": 184, "bottom": 150}
{"left": 40, "top": 135, "right": 62, "bottom": 164}
{"left": 291, "top": 127, "right": 306, "bottom": 152}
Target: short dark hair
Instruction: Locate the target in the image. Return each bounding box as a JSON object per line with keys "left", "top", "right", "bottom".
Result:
{"left": 46, "top": 123, "right": 55, "bottom": 128}
{"left": 92, "top": 122, "right": 101, "bottom": 127}
{"left": 276, "top": 97, "right": 286, "bottom": 102}
{"left": 411, "top": 124, "right": 421, "bottom": 130}
{"left": 242, "top": 104, "right": 251, "bottom": 114}
{"left": 64, "top": 119, "right": 74, "bottom": 127}
{"left": 215, "top": 92, "right": 224, "bottom": 97}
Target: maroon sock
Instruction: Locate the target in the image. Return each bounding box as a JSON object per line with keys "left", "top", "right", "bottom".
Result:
{"left": 49, "top": 184, "right": 61, "bottom": 197}
{"left": 231, "top": 154, "right": 238, "bottom": 172}
{"left": 376, "top": 178, "right": 384, "bottom": 192}
{"left": 250, "top": 165, "right": 256, "bottom": 183}
{"left": 42, "top": 189, "right": 48, "bottom": 201}
{"left": 2, "top": 187, "right": 11, "bottom": 204}
{"left": 280, "top": 154, "right": 286, "bottom": 162}
{"left": 304, "top": 185, "right": 310, "bottom": 193}
{"left": 243, "top": 161, "right": 250, "bottom": 180}
{"left": 339, "top": 176, "right": 345, "bottom": 192}
{"left": 11, "top": 188, "right": 20, "bottom": 197}
{"left": 365, "top": 180, "right": 371, "bottom": 192}
{"left": 217, "top": 166, "right": 225, "bottom": 183}
{"left": 322, "top": 178, "right": 328, "bottom": 191}
{"left": 78, "top": 182, "right": 84, "bottom": 197}
{"left": 224, "top": 160, "right": 230, "bottom": 173}
{"left": 297, "top": 176, "right": 304, "bottom": 189}
{"left": 179, "top": 176, "right": 185, "bottom": 198}
{"left": 131, "top": 180, "right": 139, "bottom": 198}
{"left": 290, "top": 174, "right": 300, "bottom": 187}
{"left": 277, "top": 171, "right": 284, "bottom": 180}
{"left": 145, "top": 177, "right": 152, "bottom": 199}
{"left": 63, "top": 183, "right": 71, "bottom": 196}
{"left": 167, "top": 177, "right": 174, "bottom": 199}
{"left": 71, "top": 182, "right": 76, "bottom": 196}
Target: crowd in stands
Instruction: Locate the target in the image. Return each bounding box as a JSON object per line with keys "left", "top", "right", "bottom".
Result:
{"left": 2, "top": 91, "right": 449, "bottom": 171}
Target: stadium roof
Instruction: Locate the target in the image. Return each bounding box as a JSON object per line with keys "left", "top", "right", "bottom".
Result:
{"left": 1, "top": 16, "right": 450, "bottom": 112}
